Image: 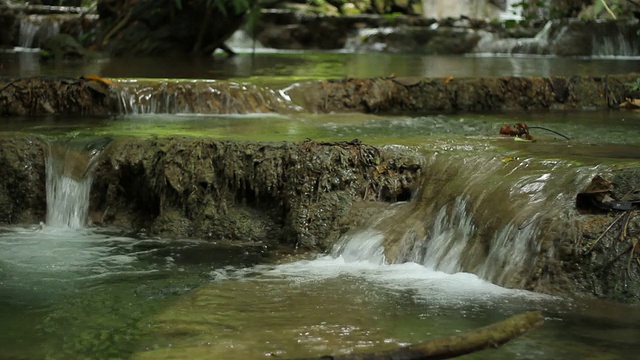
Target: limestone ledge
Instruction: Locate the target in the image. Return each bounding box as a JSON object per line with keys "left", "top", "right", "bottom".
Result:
{"left": 0, "top": 135, "right": 422, "bottom": 250}
{"left": 0, "top": 134, "right": 637, "bottom": 301}
{"left": 2, "top": 74, "right": 640, "bottom": 116}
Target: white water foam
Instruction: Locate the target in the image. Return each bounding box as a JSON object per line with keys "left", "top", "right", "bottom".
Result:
{"left": 0, "top": 226, "right": 155, "bottom": 302}
{"left": 225, "top": 230, "right": 554, "bottom": 304}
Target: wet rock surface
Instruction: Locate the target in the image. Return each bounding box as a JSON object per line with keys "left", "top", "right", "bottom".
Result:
{"left": 0, "top": 134, "right": 422, "bottom": 250}
{"left": 0, "top": 77, "right": 119, "bottom": 116}
{"left": 0, "top": 132, "right": 638, "bottom": 302}
{"left": 570, "top": 169, "right": 640, "bottom": 302}
{"left": 89, "top": 137, "right": 422, "bottom": 249}
{"left": 291, "top": 74, "right": 637, "bottom": 113}
{"left": 0, "top": 135, "right": 47, "bottom": 224}
{"left": 3, "top": 75, "right": 640, "bottom": 116}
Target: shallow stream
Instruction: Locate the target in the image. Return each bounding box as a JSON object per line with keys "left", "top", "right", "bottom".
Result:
{"left": 1, "top": 110, "right": 640, "bottom": 359}
{"left": 2, "top": 51, "right": 640, "bottom": 359}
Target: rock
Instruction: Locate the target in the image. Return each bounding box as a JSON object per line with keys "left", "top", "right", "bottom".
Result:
{"left": 0, "top": 77, "right": 120, "bottom": 116}
{"left": 40, "top": 33, "right": 86, "bottom": 60}
{"left": 2, "top": 75, "right": 639, "bottom": 116}
{"left": 96, "top": 0, "right": 252, "bottom": 56}
{"left": 89, "top": 138, "right": 423, "bottom": 249}
{"left": 0, "top": 136, "right": 47, "bottom": 224}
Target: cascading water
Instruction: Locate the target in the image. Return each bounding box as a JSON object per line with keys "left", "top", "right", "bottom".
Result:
{"left": 18, "top": 14, "right": 61, "bottom": 49}
{"left": 475, "top": 19, "right": 640, "bottom": 56}
{"left": 331, "top": 151, "right": 602, "bottom": 289}
{"left": 45, "top": 137, "right": 111, "bottom": 228}
{"left": 421, "top": 0, "right": 522, "bottom": 20}
{"left": 115, "top": 80, "right": 297, "bottom": 114}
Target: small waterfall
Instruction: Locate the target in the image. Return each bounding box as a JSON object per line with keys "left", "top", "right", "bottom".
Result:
{"left": 46, "top": 137, "right": 111, "bottom": 228}
{"left": 18, "top": 14, "right": 61, "bottom": 48}
{"left": 115, "top": 80, "right": 298, "bottom": 114}
{"left": 421, "top": 0, "right": 522, "bottom": 20}
{"left": 331, "top": 230, "right": 386, "bottom": 264}
{"left": 332, "top": 152, "right": 601, "bottom": 288}
{"left": 409, "top": 196, "right": 475, "bottom": 273}
{"left": 591, "top": 20, "right": 640, "bottom": 57}
{"left": 475, "top": 19, "right": 640, "bottom": 56}
{"left": 224, "top": 30, "right": 267, "bottom": 52}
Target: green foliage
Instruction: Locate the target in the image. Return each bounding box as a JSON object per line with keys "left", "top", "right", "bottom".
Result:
{"left": 625, "top": 78, "right": 640, "bottom": 92}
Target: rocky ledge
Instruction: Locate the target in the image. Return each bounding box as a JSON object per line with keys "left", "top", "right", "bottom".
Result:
{"left": 0, "top": 135, "right": 422, "bottom": 250}
{"left": 0, "top": 133, "right": 638, "bottom": 302}
{"left": 2, "top": 74, "right": 640, "bottom": 116}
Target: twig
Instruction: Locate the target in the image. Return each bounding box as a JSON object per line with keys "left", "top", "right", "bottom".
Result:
{"left": 627, "top": 237, "right": 639, "bottom": 276}
{"left": 617, "top": 211, "right": 633, "bottom": 241}
{"left": 598, "top": 243, "right": 634, "bottom": 273}
{"left": 192, "top": 7, "right": 213, "bottom": 54}
{"left": 601, "top": 0, "right": 618, "bottom": 19}
{"left": 583, "top": 212, "right": 627, "bottom": 256}
{"left": 620, "top": 185, "right": 639, "bottom": 201}
{"left": 527, "top": 126, "right": 571, "bottom": 140}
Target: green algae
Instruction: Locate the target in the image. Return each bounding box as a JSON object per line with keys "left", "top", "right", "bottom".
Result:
{"left": 3, "top": 111, "right": 640, "bottom": 167}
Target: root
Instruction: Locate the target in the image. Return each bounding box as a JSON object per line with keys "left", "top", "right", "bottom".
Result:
{"left": 101, "top": 7, "right": 133, "bottom": 47}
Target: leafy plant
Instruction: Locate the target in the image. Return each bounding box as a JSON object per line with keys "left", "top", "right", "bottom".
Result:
{"left": 625, "top": 78, "right": 640, "bottom": 92}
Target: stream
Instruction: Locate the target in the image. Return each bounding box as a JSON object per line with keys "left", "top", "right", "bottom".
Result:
{"left": 0, "top": 109, "right": 639, "bottom": 359}
{"left": 1, "top": 50, "right": 640, "bottom": 359}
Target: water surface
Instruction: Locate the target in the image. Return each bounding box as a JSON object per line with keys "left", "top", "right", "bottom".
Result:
{"left": 3, "top": 110, "right": 640, "bottom": 163}
{"left": 1, "top": 226, "right": 639, "bottom": 359}
{"left": 2, "top": 48, "right": 640, "bottom": 359}
{"left": 3, "top": 51, "right": 640, "bottom": 86}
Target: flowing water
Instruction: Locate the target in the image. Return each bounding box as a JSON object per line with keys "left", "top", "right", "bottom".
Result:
{"left": 1, "top": 109, "right": 640, "bottom": 359}
{"left": 2, "top": 37, "right": 640, "bottom": 358}
{"left": 3, "top": 51, "right": 640, "bottom": 83}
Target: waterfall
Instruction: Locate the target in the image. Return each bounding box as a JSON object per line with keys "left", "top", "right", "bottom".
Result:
{"left": 18, "top": 14, "right": 60, "bottom": 48}
{"left": 421, "top": 0, "right": 522, "bottom": 20}
{"left": 45, "top": 138, "right": 111, "bottom": 229}
{"left": 114, "top": 80, "right": 298, "bottom": 114}
{"left": 224, "top": 30, "right": 267, "bottom": 52}
{"left": 474, "top": 19, "right": 640, "bottom": 56}
{"left": 332, "top": 152, "right": 601, "bottom": 288}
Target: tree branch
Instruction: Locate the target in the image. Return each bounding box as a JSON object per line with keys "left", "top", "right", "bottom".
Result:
{"left": 292, "top": 311, "right": 545, "bottom": 360}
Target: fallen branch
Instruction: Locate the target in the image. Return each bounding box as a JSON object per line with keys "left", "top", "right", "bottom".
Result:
{"left": 292, "top": 311, "right": 544, "bottom": 360}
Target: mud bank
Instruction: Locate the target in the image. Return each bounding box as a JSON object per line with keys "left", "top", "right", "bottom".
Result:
{"left": 2, "top": 74, "right": 640, "bottom": 116}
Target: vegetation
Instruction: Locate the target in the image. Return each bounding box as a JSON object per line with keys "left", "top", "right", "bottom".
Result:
{"left": 625, "top": 78, "right": 640, "bottom": 92}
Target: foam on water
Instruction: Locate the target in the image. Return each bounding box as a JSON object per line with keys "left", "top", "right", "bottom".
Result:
{"left": 0, "top": 226, "right": 154, "bottom": 300}
{"left": 265, "top": 255, "right": 547, "bottom": 301}
{"left": 213, "top": 229, "right": 554, "bottom": 307}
